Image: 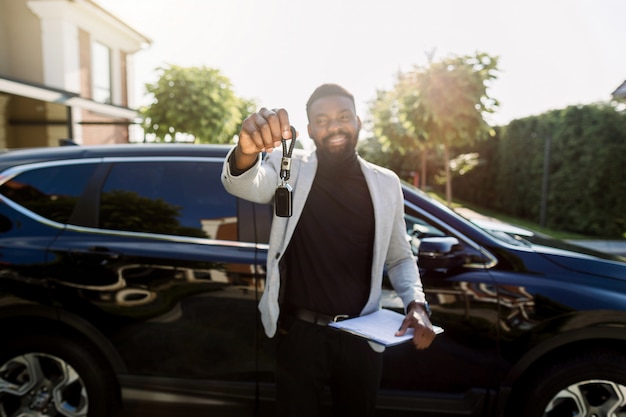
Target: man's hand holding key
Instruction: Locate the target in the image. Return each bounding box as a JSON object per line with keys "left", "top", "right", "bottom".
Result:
{"left": 235, "top": 108, "right": 296, "bottom": 171}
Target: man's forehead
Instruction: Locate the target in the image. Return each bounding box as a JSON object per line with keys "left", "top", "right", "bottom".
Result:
{"left": 309, "top": 95, "right": 355, "bottom": 115}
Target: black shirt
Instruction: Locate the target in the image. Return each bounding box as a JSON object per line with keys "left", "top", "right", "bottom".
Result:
{"left": 282, "top": 151, "right": 375, "bottom": 317}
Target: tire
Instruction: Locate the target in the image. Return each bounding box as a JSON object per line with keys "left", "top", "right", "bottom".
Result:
{"left": 0, "top": 332, "right": 121, "bottom": 417}
{"left": 514, "top": 349, "right": 626, "bottom": 417}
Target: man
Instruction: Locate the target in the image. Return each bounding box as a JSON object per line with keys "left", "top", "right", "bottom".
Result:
{"left": 221, "top": 83, "right": 435, "bottom": 416}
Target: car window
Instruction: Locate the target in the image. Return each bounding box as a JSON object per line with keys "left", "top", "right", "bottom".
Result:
{"left": 0, "top": 163, "right": 98, "bottom": 223}
{"left": 404, "top": 208, "right": 447, "bottom": 238}
{"left": 403, "top": 206, "right": 448, "bottom": 257}
{"left": 99, "top": 161, "right": 237, "bottom": 239}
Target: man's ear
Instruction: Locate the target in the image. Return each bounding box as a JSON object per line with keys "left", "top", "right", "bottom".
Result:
{"left": 357, "top": 116, "right": 362, "bottom": 131}
{"left": 307, "top": 124, "right": 313, "bottom": 140}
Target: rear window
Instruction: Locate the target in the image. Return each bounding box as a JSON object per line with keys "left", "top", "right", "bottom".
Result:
{"left": 0, "top": 163, "right": 98, "bottom": 223}
{"left": 98, "top": 161, "right": 237, "bottom": 239}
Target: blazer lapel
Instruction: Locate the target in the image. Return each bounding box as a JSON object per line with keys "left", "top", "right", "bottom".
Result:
{"left": 359, "top": 158, "right": 386, "bottom": 283}
{"left": 280, "top": 151, "right": 317, "bottom": 250}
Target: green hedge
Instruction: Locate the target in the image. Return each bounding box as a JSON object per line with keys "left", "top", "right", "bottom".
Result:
{"left": 452, "top": 104, "right": 626, "bottom": 238}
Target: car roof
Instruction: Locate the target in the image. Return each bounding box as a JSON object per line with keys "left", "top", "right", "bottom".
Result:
{"left": 0, "top": 143, "right": 233, "bottom": 171}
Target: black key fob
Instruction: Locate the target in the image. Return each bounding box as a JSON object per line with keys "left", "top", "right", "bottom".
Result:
{"left": 275, "top": 183, "right": 293, "bottom": 217}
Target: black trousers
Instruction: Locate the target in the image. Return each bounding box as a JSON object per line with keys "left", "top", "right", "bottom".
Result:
{"left": 276, "top": 317, "right": 383, "bottom": 417}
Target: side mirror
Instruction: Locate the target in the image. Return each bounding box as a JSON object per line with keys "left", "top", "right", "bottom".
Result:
{"left": 417, "top": 236, "right": 464, "bottom": 270}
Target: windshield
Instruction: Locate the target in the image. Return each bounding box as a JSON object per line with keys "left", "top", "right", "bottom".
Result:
{"left": 470, "top": 217, "right": 625, "bottom": 262}
{"left": 469, "top": 218, "right": 534, "bottom": 247}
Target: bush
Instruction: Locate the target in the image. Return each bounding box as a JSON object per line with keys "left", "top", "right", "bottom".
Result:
{"left": 452, "top": 104, "right": 626, "bottom": 238}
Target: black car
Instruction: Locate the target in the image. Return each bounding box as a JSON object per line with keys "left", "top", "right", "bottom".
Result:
{"left": 0, "top": 144, "right": 625, "bottom": 417}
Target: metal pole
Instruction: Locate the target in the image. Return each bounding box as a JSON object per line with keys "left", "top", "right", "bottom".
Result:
{"left": 540, "top": 134, "right": 551, "bottom": 228}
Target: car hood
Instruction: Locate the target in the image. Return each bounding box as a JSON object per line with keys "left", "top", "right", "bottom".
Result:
{"left": 530, "top": 237, "right": 626, "bottom": 281}
{"left": 470, "top": 218, "right": 626, "bottom": 280}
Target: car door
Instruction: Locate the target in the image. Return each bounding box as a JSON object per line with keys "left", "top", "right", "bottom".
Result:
{"left": 45, "top": 157, "right": 269, "bottom": 415}
{"left": 376, "top": 200, "right": 502, "bottom": 417}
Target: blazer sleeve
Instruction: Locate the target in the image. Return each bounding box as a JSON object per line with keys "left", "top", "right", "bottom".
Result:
{"left": 221, "top": 146, "right": 281, "bottom": 204}
{"left": 385, "top": 177, "right": 426, "bottom": 308}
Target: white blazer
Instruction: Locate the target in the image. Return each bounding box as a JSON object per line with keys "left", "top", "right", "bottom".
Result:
{"left": 221, "top": 146, "right": 425, "bottom": 337}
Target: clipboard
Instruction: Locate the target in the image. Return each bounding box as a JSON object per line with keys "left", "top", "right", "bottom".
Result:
{"left": 328, "top": 308, "right": 444, "bottom": 347}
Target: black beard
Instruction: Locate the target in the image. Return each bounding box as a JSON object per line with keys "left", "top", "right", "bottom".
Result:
{"left": 315, "top": 130, "right": 357, "bottom": 158}
{"left": 315, "top": 130, "right": 358, "bottom": 170}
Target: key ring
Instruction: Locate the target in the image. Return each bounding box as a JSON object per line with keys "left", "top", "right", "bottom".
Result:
{"left": 280, "top": 126, "right": 297, "bottom": 182}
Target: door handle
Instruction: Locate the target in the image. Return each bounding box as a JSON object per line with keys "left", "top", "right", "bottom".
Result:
{"left": 69, "top": 247, "right": 120, "bottom": 265}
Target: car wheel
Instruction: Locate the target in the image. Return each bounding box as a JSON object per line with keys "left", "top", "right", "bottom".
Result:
{"left": 0, "top": 332, "right": 121, "bottom": 417}
{"left": 515, "top": 349, "right": 626, "bottom": 417}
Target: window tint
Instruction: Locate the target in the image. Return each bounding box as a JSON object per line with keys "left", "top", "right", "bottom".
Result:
{"left": 404, "top": 208, "right": 447, "bottom": 239}
{"left": 404, "top": 206, "right": 447, "bottom": 256}
{"left": 0, "top": 163, "right": 98, "bottom": 223}
{"left": 99, "top": 161, "right": 237, "bottom": 239}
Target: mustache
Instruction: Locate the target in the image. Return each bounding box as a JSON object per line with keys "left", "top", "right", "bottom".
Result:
{"left": 321, "top": 130, "right": 350, "bottom": 142}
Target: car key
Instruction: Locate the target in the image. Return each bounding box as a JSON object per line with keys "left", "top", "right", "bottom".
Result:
{"left": 274, "top": 126, "right": 296, "bottom": 217}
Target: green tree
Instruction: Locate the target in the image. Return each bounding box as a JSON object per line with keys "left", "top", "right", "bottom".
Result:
{"left": 371, "top": 52, "right": 499, "bottom": 204}
{"left": 141, "top": 65, "right": 255, "bottom": 143}
{"left": 411, "top": 52, "right": 499, "bottom": 205}
{"left": 364, "top": 85, "right": 427, "bottom": 186}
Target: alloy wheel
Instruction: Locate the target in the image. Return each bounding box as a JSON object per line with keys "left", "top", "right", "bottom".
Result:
{"left": 0, "top": 353, "right": 88, "bottom": 417}
{"left": 545, "top": 379, "right": 626, "bottom": 417}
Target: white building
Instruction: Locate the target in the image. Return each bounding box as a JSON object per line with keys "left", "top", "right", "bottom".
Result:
{"left": 613, "top": 80, "right": 626, "bottom": 103}
{"left": 0, "top": 0, "right": 151, "bottom": 147}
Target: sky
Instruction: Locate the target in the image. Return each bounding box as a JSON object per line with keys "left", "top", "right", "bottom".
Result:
{"left": 96, "top": 0, "right": 626, "bottom": 145}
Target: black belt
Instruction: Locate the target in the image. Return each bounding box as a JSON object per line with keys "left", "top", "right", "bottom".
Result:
{"left": 292, "top": 308, "right": 351, "bottom": 326}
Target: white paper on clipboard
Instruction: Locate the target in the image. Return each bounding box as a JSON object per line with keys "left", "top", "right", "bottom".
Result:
{"left": 329, "top": 308, "right": 444, "bottom": 347}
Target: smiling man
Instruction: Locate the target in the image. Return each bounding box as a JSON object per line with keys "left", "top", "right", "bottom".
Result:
{"left": 221, "top": 83, "right": 435, "bottom": 417}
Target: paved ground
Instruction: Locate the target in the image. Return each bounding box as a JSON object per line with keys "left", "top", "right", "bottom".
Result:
{"left": 454, "top": 207, "right": 626, "bottom": 257}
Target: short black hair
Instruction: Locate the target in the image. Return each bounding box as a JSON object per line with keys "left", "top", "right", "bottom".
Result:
{"left": 306, "top": 83, "right": 356, "bottom": 119}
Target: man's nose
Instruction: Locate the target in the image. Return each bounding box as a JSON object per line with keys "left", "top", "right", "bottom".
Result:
{"left": 328, "top": 118, "right": 343, "bottom": 131}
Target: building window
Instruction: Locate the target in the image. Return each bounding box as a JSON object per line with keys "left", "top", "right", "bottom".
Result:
{"left": 92, "top": 41, "right": 112, "bottom": 104}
